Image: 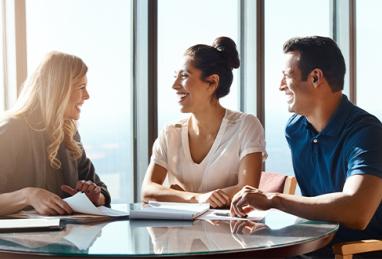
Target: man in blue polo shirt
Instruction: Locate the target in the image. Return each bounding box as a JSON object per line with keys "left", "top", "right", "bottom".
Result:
{"left": 230, "top": 36, "right": 382, "bottom": 245}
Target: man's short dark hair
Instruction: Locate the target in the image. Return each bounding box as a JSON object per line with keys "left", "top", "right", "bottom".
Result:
{"left": 283, "top": 36, "right": 346, "bottom": 92}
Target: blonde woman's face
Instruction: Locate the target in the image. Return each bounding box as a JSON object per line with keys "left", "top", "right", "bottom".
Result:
{"left": 64, "top": 75, "right": 89, "bottom": 120}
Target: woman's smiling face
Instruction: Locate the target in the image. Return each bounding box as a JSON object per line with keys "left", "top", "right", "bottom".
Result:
{"left": 172, "top": 57, "right": 215, "bottom": 113}
{"left": 64, "top": 75, "right": 89, "bottom": 120}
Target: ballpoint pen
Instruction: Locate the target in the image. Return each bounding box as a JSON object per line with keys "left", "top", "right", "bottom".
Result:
{"left": 214, "top": 212, "right": 230, "bottom": 217}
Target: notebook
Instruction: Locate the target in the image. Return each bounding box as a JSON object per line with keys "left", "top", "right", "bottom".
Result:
{"left": 0, "top": 218, "right": 63, "bottom": 233}
{"left": 129, "top": 201, "right": 210, "bottom": 221}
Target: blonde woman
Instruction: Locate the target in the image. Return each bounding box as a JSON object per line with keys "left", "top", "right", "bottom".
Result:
{"left": 0, "top": 51, "right": 110, "bottom": 216}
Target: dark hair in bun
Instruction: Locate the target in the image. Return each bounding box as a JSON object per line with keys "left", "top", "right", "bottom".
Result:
{"left": 185, "top": 36, "right": 240, "bottom": 99}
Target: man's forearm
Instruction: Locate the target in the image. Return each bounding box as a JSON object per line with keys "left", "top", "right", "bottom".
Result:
{"left": 270, "top": 192, "right": 370, "bottom": 229}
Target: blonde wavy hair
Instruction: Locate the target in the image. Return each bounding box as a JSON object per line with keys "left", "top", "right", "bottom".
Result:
{"left": 7, "top": 51, "right": 88, "bottom": 169}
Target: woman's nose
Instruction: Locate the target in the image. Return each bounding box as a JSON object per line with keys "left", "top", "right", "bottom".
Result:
{"left": 172, "top": 77, "right": 180, "bottom": 90}
{"left": 84, "top": 88, "right": 90, "bottom": 100}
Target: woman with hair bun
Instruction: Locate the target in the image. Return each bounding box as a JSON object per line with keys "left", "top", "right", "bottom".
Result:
{"left": 0, "top": 51, "right": 110, "bottom": 216}
{"left": 142, "top": 37, "right": 266, "bottom": 208}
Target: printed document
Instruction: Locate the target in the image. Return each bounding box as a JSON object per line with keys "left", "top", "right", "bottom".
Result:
{"left": 129, "top": 201, "right": 210, "bottom": 220}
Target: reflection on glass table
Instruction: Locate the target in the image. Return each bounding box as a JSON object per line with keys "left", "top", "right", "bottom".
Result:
{"left": 0, "top": 223, "right": 105, "bottom": 253}
{"left": 0, "top": 209, "right": 338, "bottom": 258}
{"left": 147, "top": 214, "right": 337, "bottom": 256}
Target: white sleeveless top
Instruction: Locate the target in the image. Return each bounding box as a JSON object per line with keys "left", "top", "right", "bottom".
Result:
{"left": 150, "top": 109, "right": 266, "bottom": 193}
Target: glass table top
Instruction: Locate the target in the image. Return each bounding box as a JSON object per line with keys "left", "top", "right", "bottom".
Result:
{"left": 0, "top": 207, "right": 338, "bottom": 257}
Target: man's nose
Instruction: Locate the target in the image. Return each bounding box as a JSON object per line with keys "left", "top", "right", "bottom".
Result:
{"left": 279, "top": 77, "right": 286, "bottom": 91}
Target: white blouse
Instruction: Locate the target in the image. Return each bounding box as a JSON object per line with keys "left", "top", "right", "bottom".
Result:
{"left": 151, "top": 109, "right": 266, "bottom": 193}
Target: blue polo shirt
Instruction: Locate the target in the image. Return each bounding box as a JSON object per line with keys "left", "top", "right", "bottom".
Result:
{"left": 286, "top": 95, "right": 382, "bottom": 242}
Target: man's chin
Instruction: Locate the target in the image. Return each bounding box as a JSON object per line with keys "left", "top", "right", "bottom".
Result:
{"left": 287, "top": 105, "right": 296, "bottom": 113}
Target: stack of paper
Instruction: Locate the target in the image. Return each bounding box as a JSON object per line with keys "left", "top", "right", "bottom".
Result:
{"left": 129, "top": 201, "right": 210, "bottom": 220}
{"left": 9, "top": 193, "right": 129, "bottom": 224}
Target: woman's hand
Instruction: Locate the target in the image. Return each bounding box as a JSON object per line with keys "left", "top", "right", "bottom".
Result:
{"left": 27, "top": 187, "right": 72, "bottom": 215}
{"left": 61, "top": 180, "right": 103, "bottom": 206}
{"left": 196, "top": 189, "right": 230, "bottom": 208}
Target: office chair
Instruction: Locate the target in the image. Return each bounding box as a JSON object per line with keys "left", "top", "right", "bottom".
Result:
{"left": 332, "top": 239, "right": 382, "bottom": 259}
{"left": 259, "top": 171, "right": 297, "bottom": 195}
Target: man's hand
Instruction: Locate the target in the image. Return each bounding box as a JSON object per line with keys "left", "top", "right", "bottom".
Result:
{"left": 27, "top": 187, "right": 72, "bottom": 215}
{"left": 230, "top": 185, "right": 274, "bottom": 217}
{"left": 196, "top": 189, "right": 230, "bottom": 208}
{"left": 230, "top": 220, "right": 268, "bottom": 235}
{"left": 61, "top": 180, "right": 103, "bottom": 206}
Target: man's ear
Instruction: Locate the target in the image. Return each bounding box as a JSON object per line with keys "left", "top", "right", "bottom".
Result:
{"left": 310, "top": 69, "right": 324, "bottom": 87}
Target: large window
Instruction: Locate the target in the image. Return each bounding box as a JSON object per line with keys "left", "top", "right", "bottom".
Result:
{"left": 157, "top": 0, "right": 240, "bottom": 132}
{"left": 356, "top": 0, "right": 382, "bottom": 120}
{"left": 0, "top": 1, "right": 4, "bottom": 111}
{"left": 2, "top": 1, "right": 381, "bottom": 201}
{"left": 25, "top": 0, "right": 134, "bottom": 202}
{"left": 264, "top": 0, "right": 331, "bottom": 175}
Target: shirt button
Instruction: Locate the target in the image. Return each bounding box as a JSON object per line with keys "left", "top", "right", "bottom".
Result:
{"left": 313, "top": 139, "right": 318, "bottom": 143}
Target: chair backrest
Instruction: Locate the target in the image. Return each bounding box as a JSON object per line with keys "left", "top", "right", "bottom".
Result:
{"left": 259, "top": 171, "right": 297, "bottom": 195}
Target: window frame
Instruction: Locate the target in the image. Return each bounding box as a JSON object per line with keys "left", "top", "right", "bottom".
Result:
{"left": 3, "top": 0, "right": 358, "bottom": 200}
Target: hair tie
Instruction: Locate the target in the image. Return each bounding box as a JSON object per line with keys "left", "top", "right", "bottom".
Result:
{"left": 216, "top": 46, "right": 225, "bottom": 52}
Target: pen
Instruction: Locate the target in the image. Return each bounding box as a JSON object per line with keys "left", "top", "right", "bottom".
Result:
{"left": 214, "top": 212, "right": 230, "bottom": 217}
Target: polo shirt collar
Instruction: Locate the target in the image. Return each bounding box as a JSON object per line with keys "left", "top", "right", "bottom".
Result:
{"left": 303, "top": 94, "right": 353, "bottom": 137}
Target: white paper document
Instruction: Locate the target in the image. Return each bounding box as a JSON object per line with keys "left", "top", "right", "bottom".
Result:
{"left": 64, "top": 192, "right": 128, "bottom": 217}
{"left": 7, "top": 193, "right": 128, "bottom": 224}
{"left": 264, "top": 208, "right": 298, "bottom": 229}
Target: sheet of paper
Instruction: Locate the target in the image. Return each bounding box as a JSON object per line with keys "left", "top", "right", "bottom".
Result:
{"left": 64, "top": 193, "right": 129, "bottom": 217}
{"left": 264, "top": 209, "right": 298, "bottom": 229}
{"left": 64, "top": 193, "right": 101, "bottom": 215}
{"left": 97, "top": 206, "right": 129, "bottom": 217}
{"left": 197, "top": 209, "right": 268, "bottom": 221}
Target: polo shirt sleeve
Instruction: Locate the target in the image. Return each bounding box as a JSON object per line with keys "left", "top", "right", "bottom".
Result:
{"left": 346, "top": 125, "right": 382, "bottom": 178}
{"left": 239, "top": 114, "right": 267, "bottom": 161}
{"left": 150, "top": 127, "right": 168, "bottom": 170}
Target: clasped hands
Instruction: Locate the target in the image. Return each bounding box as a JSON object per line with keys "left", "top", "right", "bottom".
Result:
{"left": 171, "top": 184, "right": 272, "bottom": 211}
{"left": 28, "top": 180, "right": 103, "bottom": 216}
{"left": 170, "top": 184, "right": 231, "bottom": 208}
